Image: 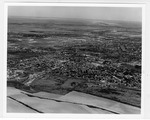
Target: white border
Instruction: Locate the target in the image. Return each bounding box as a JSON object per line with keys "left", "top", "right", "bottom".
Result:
{"left": 2, "top": 2, "right": 147, "bottom": 119}
{"left": 5, "top": 3, "right": 145, "bottom": 7}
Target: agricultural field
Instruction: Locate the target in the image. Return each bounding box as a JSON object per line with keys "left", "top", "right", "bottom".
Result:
{"left": 7, "top": 17, "right": 142, "bottom": 108}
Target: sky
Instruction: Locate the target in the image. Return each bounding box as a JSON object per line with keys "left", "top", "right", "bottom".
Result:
{"left": 8, "top": 6, "right": 142, "bottom": 22}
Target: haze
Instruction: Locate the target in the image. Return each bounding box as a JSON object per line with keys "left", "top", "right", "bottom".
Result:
{"left": 8, "top": 6, "right": 142, "bottom": 22}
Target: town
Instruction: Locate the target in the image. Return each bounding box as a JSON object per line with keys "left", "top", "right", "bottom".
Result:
{"left": 7, "top": 17, "right": 141, "bottom": 108}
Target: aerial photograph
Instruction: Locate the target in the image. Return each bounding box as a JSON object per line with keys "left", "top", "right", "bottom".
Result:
{"left": 7, "top": 6, "right": 142, "bottom": 114}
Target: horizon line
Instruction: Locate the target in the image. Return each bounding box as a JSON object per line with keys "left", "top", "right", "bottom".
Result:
{"left": 8, "top": 15, "right": 142, "bottom": 23}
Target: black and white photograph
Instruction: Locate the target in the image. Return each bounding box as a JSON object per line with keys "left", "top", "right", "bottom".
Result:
{"left": 7, "top": 4, "right": 142, "bottom": 114}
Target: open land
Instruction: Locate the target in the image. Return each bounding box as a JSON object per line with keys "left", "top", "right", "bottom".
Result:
{"left": 7, "top": 17, "right": 142, "bottom": 112}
